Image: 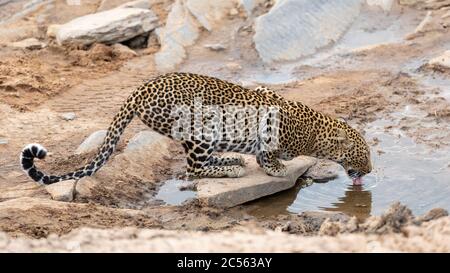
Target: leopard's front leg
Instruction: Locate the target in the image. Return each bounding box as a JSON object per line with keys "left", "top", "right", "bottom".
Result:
{"left": 256, "top": 150, "right": 287, "bottom": 177}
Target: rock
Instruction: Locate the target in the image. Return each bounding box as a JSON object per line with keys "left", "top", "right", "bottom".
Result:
{"left": 415, "top": 208, "right": 449, "bottom": 223}
{"left": 0, "top": 138, "right": 7, "bottom": 145}
{"left": 442, "top": 10, "right": 450, "bottom": 19}
{"left": 154, "top": 0, "right": 200, "bottom": 71}
{"left": 155, "top": 0, "right": 236, "bottom": 71}
{"left": 196, "top": 155, "right": 317, "bottom": 208}
{"left": 9, "top": 38, "right": 46, "bottom": 50}
{"left": 118, "top": 0, "right": 151, "bottom": 9}
{"left": 75, "top": 176, "right": 100, "bottom": 198}
{"left": 303, "top": 159, "right": 343, "bottom": 181}
{"left": 229, "top": 8, "right": 239, "bottom": 16}
{"left": 225, "top": 62, "right": 242, "bottom": 72}
{"left": 46, "top": 24, "right": 61, "bottom": 38}
{"left": 366, "top": 0, "right": 395, "bottom": 11}
{"left": 56, "top": 8, "right": 158, "bottom": 46}
{"left": 45, "top": 180, "right": 77, "bottom": 202}
{"left": 253, "top": 0, "right": 361, "bottom": 63}
{"left": 298, "top": 210, "right": 351, "bottom": 230}
{"left": 428, "top": 50, "right": 450, "bottom": 70}
{"left": 360, "top": 202, "right": 414, "bottom": 234}
{"left": 125, "top": 130, "right": 170, "bottom": 153}
{"left": 98, "top": 0, "right": 160, "bottom": 11}
{"left": 185, "top": 0, "right": 236, "bottom": 31}
{"left": 204, "top": 43, "right": 227, "bottom": 51}
{"left": 60, "top": 112, "right": 76, "bottom": 121}
{"left": 75, "top": 130, "right": 107, "bottom": 155}
{"left": 111, "top": 43, "right": 138, "bottom": 59}
{"left": 414, "top": 10, "right": 433, "bottom": 33}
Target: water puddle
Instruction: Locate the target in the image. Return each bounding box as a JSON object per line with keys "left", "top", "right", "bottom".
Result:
{"left": 246, "top": 117, "right": 450, "bottom": 220}
{"left": 154, "top": 179, "right": 196, "bottom": 206}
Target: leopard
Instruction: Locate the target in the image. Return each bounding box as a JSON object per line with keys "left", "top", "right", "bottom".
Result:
{"left": 20, "top": 72, "right": 372, "bottom": 186}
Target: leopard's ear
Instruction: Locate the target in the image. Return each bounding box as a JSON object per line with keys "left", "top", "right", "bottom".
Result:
{"left": 337, "top": 116, "right": 347, "bottom": 123}
{"left": 332, "top": 128, "right": 354, "bottom": 149}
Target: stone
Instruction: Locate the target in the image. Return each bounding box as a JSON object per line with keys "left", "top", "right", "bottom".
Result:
{"left": 0, "top": 138, "right": 7, "bottom": 145}
{"left": 185, "top": 0, "right": 236, "bottom": 31}
{"left": 415, "top": 208, "right": 448, "bottom": 223}
{"left": 45, "top": 180, "right": 77, "bottom": 202}
{"left": 75, "top": 176, "right": 100, "bottom": 198}
{"left": 154, "top": 0, "right": 199, "bottom": 72}
{"left": 366, "top": 0, "right": 395, "bottom": 11}
{"left": 253, "top": 0, "right": 361, "bottom": 63}
{"left": 428, "top": 50, "right": 450, "bottom": 69}
{"left": 225, "top": 62, "right": 242, "bottom": 72}
{"left": 229, "top": 8, "right": 239, "bottom": 16}
{"left": 98, "top": 0, "right": 161, "bottom": 11}
{"left": 125, "top": 130, "right": 170, "bottom": 153}
{"left": 46, "top": 24, "right": 61, "bottom": 38}
{"left": 60, "top": 112, "right": 76, "bottom": 121}
{"left": 303, "top": 159, "right": 343, "bottom": 181}
{"left": 204, "top": 43, "right": 227, "bottom": 51}
{"left": 75, "top": 130, "right": 107, "bottom": 155}
{"left": 414, "top": 10, "right": 433, "bottom": 33}
{"left": 111, "top": 43, "right": 138, "bottom": 59}
{"left": 56, "top": 8, "right": 158, "bottom": 46}
{"left": 9, "top": 38, "right": 46, "bottom": 50}
{"left": 155, "top": 0, "right": 237, "bottom": 71}
{"left": 118, "top": 0, "right": 151, "bottom": 9}
{"left": 196, "top": 155, "right": 317, "bottom": 208}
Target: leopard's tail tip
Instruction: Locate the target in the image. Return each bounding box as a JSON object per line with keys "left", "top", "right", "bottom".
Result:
{"left": 20, "top": 143, "right": 49, "bottom": 183}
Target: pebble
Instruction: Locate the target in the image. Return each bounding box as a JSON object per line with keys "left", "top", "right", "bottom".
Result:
{"left": 61, "top": 112, "right": 76, "bottom": 121}
{"left": 204, "top": 43, "right": 227, "bottom": 51}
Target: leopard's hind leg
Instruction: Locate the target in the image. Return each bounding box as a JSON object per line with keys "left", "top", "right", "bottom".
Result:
{"left": 203, "top": 155, "right": 246, "bottom": 167}
{"left": 182, "top": 141, "right": 245, "bottom": 178}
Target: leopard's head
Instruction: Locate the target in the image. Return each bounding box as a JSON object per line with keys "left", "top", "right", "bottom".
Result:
{"left": 325, "top": 121, "right": 372, "bottom": 185}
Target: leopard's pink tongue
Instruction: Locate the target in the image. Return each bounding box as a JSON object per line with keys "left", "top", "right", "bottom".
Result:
{"left": 352, "top": 177, "right": 363, "bottom": 185}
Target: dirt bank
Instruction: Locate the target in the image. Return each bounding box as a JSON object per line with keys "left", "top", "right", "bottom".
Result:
{"left": 1, "top": 206, "right": 449, "bottom": 252}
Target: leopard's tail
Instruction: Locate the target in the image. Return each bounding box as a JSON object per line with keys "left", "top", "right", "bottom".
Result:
{"left": 20, "top": 95, "right": 137, "bottom": 185}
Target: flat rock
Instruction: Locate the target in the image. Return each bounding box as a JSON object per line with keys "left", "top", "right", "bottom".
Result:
{"left": 9, "top": 38, "right": 46, "bottom": 50}
{"left": 56, "top": 8, "right": 158, "bottom": 46}
{"left": 253, "top": 0, "right": 361, "bottom": 62}
{"left": 75, "top": 130, "right": 107, "bottom": 155}
{"left": 204, "top": 43, "right": 227, "bottom": 51}
{"left": 98, "top": 0, "right": 160, "bottom": 11}
{"left": 45, "top": 180, "right": 77, "bottom": 202}
{"left": 118, "top": 0, "right": 151, "bottom": 9}
{"left": 196, "top": 155, "right": 317, "bottom": 208}
{"left": 303, "top": 159, "right": 343, "bottom": 181}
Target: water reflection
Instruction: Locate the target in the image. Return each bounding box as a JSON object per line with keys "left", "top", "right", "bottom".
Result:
{"left": 246, "top": 178, "right": 373, "bottom": 221}
{"left": 323, "top": 185, "right": 372, "bottom": 221}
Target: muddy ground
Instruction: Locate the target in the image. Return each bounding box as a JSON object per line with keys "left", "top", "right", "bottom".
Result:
{"left": 0, "top": 1, "right": 450, "bottom": 252}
